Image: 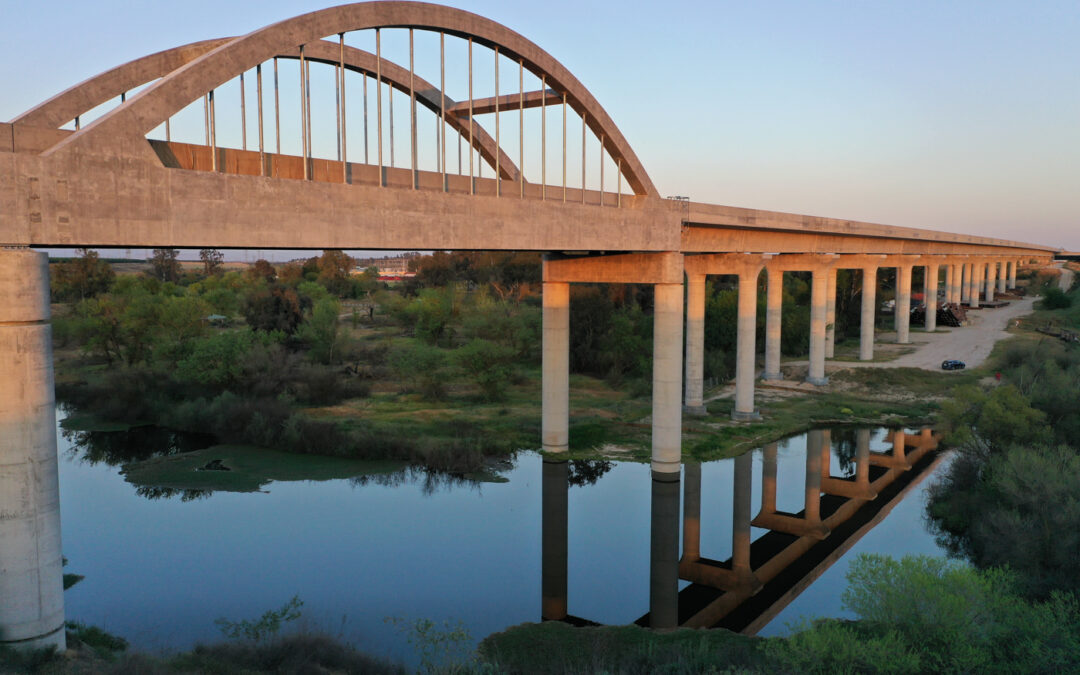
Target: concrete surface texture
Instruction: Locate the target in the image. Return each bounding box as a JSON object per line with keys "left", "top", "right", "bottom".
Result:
{"left": 0, "top": 249, "right": 65, "bottom": 651}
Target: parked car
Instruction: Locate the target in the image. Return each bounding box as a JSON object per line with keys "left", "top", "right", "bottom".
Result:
{"left": 941, "top": 360, "right": 966, "bottom": 370}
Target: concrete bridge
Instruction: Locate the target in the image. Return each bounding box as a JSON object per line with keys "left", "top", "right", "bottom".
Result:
{"left": 0, "top": 1, "right": 1057, "bottom": 650}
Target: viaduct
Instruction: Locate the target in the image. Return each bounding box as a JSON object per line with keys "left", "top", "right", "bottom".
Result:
{"left": 0, "top": 1, "right": 1058, "bottom": 649}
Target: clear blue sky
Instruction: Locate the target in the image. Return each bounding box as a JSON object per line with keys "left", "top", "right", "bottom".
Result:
{"left": 3, "top": 0, "right": 1078, "bottom": 252}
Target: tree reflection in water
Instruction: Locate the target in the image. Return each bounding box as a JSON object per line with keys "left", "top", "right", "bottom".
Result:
{"left": 62, "top": 425, "right": 217, "bottom": 466}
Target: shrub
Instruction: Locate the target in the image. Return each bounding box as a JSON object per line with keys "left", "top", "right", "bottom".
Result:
{"left": 455, "top": 339, "right": 516, "bottom": 401}
{"left": 391, "top": 342, "right": 448, "bottom": 400}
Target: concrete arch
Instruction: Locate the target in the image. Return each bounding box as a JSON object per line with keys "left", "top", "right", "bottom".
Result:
{"left": 12, "top": 39, "right": 235, "bottom": 129}
{"left": 292, "top": 41, "right": 521, "bottom": 182}
{"left": 48, "top": 1, "right": 657, "bottom": 196}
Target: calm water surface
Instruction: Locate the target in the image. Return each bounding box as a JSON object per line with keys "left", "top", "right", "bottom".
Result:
{"left": 56, "top": 409, "right": 950, "bottom": 663}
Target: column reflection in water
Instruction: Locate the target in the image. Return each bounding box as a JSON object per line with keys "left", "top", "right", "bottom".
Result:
{"left": 649, "top": 473, "right": 680, "bottom": 630}
{"left": 541, "top": 459, "right": 568, "bottom": 621}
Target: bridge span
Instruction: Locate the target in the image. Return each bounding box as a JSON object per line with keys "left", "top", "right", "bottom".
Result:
{"left": 0, "top": 1, "right": 1058, "bottom": 649}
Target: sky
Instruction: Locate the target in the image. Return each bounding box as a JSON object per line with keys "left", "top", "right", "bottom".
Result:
{"left": 2, "top": 0, "right": 1078, "bottom": 256}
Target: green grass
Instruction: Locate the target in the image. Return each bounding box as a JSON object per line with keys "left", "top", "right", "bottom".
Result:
{"left": 121, "top": 445, "right": 406, "bottom": 493}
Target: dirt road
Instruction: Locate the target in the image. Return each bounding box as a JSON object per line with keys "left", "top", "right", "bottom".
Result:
{"left": 834, "top": 263, "right": 1069, "bottom": 372}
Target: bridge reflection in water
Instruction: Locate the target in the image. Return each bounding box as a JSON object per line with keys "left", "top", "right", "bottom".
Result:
{"left": 541, "top": 428, "right": 943, "bottom": 633}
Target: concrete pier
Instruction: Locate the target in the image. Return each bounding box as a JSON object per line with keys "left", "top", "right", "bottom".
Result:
{"left": 896, "top": 264, "right": 912, "bottom": 344}
{"left": 997, "top": 261, "right": 1007, "bottom": 294}
{"left": 541, "top": 459, "right": 568, "bottom": 621}
{"left": 652, "top": 283, "right": 684, "bottom": 475}
{"left": 985, "top": 262, "right": 996, "bottom": 303}
{"left": 925, "top": 263, "right": 939, "bottom": 331}
{"left": 969, "top": 263, "right": 981, "bottom": 308}
{"left": 683, "top": 273, "right": 706, "bottom": 415}
{"left": 960, "top": 263, "right": 970, "bottom": 304}
{"left": 0, "top": 248, "right": 66, "bottom": 652}
{"left": 649, "top": 475, "right": 680, "bottom": 630}
{"left": 807, "top": 266, "right": 829, "bottom": 385}
{"left": 860, "top": 266, "right": 877, "bottom": 361}
{"left": 944, "top": 265, "right": 954, "bottom": 306}
{"left": 1008, "top": 261, "right": 1017, "bottom": 289}
{"left": 824, "top": 269, "right": 837, "bottom": 359}
{"left": 732, "top": 270, "right": 761, "bottom": 420}
{"left": 762, "top": 267, "right": 783, "bottom": 380}
{"left": 542, "top": 281, "right": 570, "bottom": 453}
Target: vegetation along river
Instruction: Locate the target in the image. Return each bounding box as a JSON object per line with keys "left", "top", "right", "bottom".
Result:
{"left": 56, "top": 406, "right": 948, "bottom": 665}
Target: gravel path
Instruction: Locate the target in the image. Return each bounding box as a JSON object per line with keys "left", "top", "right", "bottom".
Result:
{"left": 833, "top": 263, "right": 1069, "bottom": 372}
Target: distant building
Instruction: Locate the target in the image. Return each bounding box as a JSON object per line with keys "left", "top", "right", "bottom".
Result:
{"left": 352, "top": 252, "right": 420, "bottom": 279}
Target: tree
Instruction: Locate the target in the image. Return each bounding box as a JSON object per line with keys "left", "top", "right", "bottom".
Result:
{"left": 51, "top": 248, "right": 114, "bottom": 301}
{"left": 298, "top": 297, "right": 344, "bottom": 364}
{"left": 317, "top": 249, "right": 355, "bottom": 297}
{"left": 247, "top": 259, "right": 277, "bottom": 283}
{"left": 199, "top": 248, "right": 224, "bottom": 276}
{"left": 149, "top": 248, "right": 181, "bottom": 282}
{"left": 455, "top": 338, "right": 515, "bottom": 401}
{"left": 242, "top": 284, "right": 303, "bottom": 334}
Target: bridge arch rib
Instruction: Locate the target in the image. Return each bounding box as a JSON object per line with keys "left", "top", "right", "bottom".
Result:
{"left": 47, "top": 1, "right": 658, "bottom": 197}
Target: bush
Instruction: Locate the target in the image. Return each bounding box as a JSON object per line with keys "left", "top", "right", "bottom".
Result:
{"left": 1040, "top": 286, "right": 1072, "bottom": 310}
{"left": 455, "top": 339, "right": 516, "bottom": 401}
{"left": 391, "top": 343, "right": 448, "bottom": 400}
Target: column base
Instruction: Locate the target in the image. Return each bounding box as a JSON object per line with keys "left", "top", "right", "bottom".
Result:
{"left": 731, "top": 409, "right": 762, "bottom": 422}
{"left": 683, "top": 404, "right": 708, "bottom": 416}
{"left": 542, "top": 443, "right": 569, "bottom": 454}
{"left": 896, "top": 339, "right": 911, "bottom": 345}
{"left": 858, "top": 354, "right": 874, "bottom": 362}
{"left": 760, "top": 372, "right": 783, "bottom": 381}
{"left": 651, "top": 467, "right": 681, "bottom": 482}
{"left": 0, "top": 625, "right": 66, "bottom": 653}
{"left": 805, "top": 376, "right": 830, "bottom": 386}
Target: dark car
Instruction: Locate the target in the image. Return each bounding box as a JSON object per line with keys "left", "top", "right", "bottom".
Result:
{"left": 942, "top": 360, "right": 966, "bottom": 371}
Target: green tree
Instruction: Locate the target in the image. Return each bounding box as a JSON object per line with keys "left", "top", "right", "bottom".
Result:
{"left": 390, "top": 342, "right": 447, "bottom": 400}
{"left": 50, "top": 248, "right": 114, "bottom": 301}
{"left": 298, "top": 297, "right": 344, "bottom": 364}
{"left": 455, "top": 339, "right": 515, "bottom": 401}
{"left": 317, "top": 249, "right": 355, "bottom": 297}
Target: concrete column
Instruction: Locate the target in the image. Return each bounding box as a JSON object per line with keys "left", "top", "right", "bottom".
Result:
{"left": 925, "top": 264, "right": 939, "bottom": 332}
{"left": 944, "top": 265, "right": 953, "bottom": 305}
{"left": 652, "top": 283, "right": 684, "bottom": 475}
{"left": 824, "top": 268, "right": 837, "bottom": 358}
{"left": 969, "top": 263, "right": 981, "bottom": 308}
{"left": 541, "top": 459, "right": 568, "bottom": 621}
{"left": 649, "top": 475, "right": 680, "bottom": 630}
{"left": 804, "top": 430, "right": 824, "bottom": 526}
{"left": 0, "top": 248, "right": 66, "bottom": 652}
{"left": 760, "top": 442, "right": 778, "bottom": 515}
{"left": 731, "top": 452, "right": 753, "bottom": 578}
{"left": 683, "top": 273, "right": 706, "bottom": 415}
{"left": 855, "top": 428, "right": 871, "bottom": 492}
{"left": 732, "top": 270, "right": 761, "bottom": 420}
{"left": 896, "top": 264, "right": 912, "bottom": 344}
{"left": 1008, "top": 260, "right": 1017, "bottom": 289}
{"left": 997, "top": 261, "right": 1007, "bottom": 294}
{"left": 985, "top": 262, "right": 996, "bottom": 303}
{"left": 960, "top": 264, "right": 970, "bottom": 304}
{"left": 681, "top": 463, "right": 701, "bottom": 562}
{"left": 762, "top": 267, "right": 783, "bottom": 380}
{"left": 972, "top": 263, "right": 980, "bottom": 308}
{"left": 807, "top": 267, "right": 829, "bottom": 385}
{"left": 951, "top": 264, "right": 962, "bottom": 304}
{"left": 860, "top": 266, "right": 877, "bottom": 361}
{"left": 542, "top": 281, "right": 570, "bottom": 452}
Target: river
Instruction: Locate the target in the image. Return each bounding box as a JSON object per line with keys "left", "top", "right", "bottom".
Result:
{"left": 55, "top": 408, "right": 950, "bottom": 664}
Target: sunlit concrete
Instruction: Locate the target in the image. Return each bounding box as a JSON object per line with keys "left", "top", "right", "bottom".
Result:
{"left": 763, "top": 267, "right": 783, "bottom": 380}
{"left": 541, "top": 280, "right": 569, "bottom": 453}
{"left": 807, "top": 266, "right": 830, "bottom": 385}
{"left": 0, "top": 248, "right": 65, "bottom": 652}
{"left": 896, "top": 263, "right": 913, "bottom": 344}
{"left": 824, "top": 268, "right": 837, "bottom": 359}
{"left": 925, "top": 263, "right": 939, "bottom": 332}
{"left": 860, "top": 266, "right": 877, "bottom": 361}
{"left": 651, "top": 282, "right": 684, "bottom": 474}
{"left": 683, "top": 273, "right": 706, "bottom": 415}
